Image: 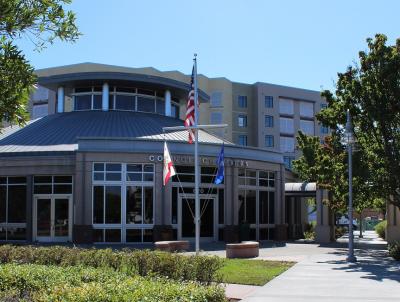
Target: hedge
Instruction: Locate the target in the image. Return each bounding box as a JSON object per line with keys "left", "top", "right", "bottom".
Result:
{"left": 0, "top": 245, "right": 223, "bottom": 284}
{"left": 0, "top": 263, "right": 226, "bottom": 302}
{"left": 374, "top": 220, "right": 387, "bottom": 240}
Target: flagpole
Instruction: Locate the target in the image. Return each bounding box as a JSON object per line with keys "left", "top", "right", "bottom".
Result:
{"left": 193, "top": 54, "right": 200, "bottom": 255}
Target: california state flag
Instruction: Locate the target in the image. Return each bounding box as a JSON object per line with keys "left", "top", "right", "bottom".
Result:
{"left": 163, "top": 142, "right": 176, "bottom": 185}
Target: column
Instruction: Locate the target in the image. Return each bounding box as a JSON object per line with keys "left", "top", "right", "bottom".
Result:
{"left": 165, "top": 90, "right": 171, "bottom": 116}
{"left": 57, "top": 86, "right": 64, "bottom": 113}
{"left": 102, "top": 83, "right": 109, "bottom": 111}
{"left": 387, "top": 202, "right": 400, "bottom": 242}
{"left": 315, "top": 189, "right": 334, "bottom": 243}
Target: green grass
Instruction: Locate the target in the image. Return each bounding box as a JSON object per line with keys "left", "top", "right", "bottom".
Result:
{"left": 217, "top": 259, "right": 294, "bottom": 286}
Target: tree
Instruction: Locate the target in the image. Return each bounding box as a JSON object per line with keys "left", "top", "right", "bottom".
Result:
{"left": 294, "top": 34, "right": 400, "bottom": 211}
{"left": 0, "top": 0, "right": 80, "bottom": 125}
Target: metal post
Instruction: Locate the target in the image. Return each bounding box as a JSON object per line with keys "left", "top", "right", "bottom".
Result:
{"left": 346, "top": 110, "right": 357, "bottom": 263}
{"left": 193, "top": 54, "right": 200, "bottom": 255}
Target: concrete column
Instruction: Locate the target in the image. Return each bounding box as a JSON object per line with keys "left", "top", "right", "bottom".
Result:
{"left": 26, "top": 175, "right": 33, "bottom": 242}
{"left": 315, "top": 189, "right": 334, "bottom": 243}
{"left": 57, "top": 86, "right": 64, "bottom": 113}
{"left": 165, "top": 90, "right": 171, "bottom": 116}
{"left": 102, "top": 83, "right": 109, "bottom": 111}
{"left": 387, "top": 202, "right": 400, "bottom": 242}
{"left": 154, "top": 162, "right": 163, "bottom": 225}
{"left": 225, "top": 165, "right": 233, "bottom": 225}
{"left": 232, "top": 167, "right": 239, "bottom": 225}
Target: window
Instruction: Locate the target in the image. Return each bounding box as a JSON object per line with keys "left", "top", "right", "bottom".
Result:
{"left": 321, "top": 125, "right": 329, "bottom": 134}
{"left": 210, "top": 92, "right": 222, "bottom": 107}
{"left": 280, "top": 117, "right": 294, "bottom": 134}
{"left": 73, "top": 87, "right": 102, "bottom": 111}
{"left": 137, "top": 96, "right": 156, "bottom": 113}
{"left": 279, "top": 98, "right": 294, "bottom": 115}
{"left": 34, "top": 176, "right": 73, "bottom": 194}
{"left": 265, "top": 115, "right": 274, "bottom": 127}
{"left": 172, "top": 166, "right": 224, "bottom": 184}
{"left": 32, "top": 103, "right": 48, "bottom": 119}
{"left": 0, "top": 177, "right": 27, "bottom": 241}
{"left": 238, "top": 95, "right": 247, "bottom": 108}
{"left": 265, "top": 96, "right": 273, "bottom": 108}
{"left": 238, "top": 135, "right": 248, "bottom": 146}
{"left": 280, "top": 136, "right": 295, "bottom": 153}
{"left": 171, "top": 103, "right": 179, "bottom": 118}
{"left": 299, "top": 101, "right": 314, "bottom": 117}
{"left": 238, "top": 115, "right": 247, "bottom": 127}
{"left": 210, "top": 112, "right": 223, "bottom": 124}
{"left": 115, "top": 95, "right": 135, "bottom": 110}
{"left": 238, "top": 169, "right": 276, "bottom": 240}
{"left": 300, "top": 120, "right": 314, "bottom": 135}
{"left": 265, "top": 135, "right": 274, "bottom": 147}
{"left": 92, "top": 163, "right": 155, "bottom": 243}
{"left": 284, "top": 156, "right": 295, "bottom": 170}
{"left": 320, "top": 103, "right": 327, "bottom": 109}
{"left": 239, "top": 190, "right": 256, "bottom": 223}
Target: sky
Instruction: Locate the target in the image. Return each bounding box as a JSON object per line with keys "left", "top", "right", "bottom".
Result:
{"left": 16, "top": 0, "right": 400, "bottom": 91}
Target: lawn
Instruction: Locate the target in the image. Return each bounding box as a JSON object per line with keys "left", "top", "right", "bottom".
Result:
{"left": 218, "top": 259, "right": 294, "bottom": 286}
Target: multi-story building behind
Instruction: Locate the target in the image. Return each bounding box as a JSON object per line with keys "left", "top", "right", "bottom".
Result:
{"left": 29, "top": 63, "right": 328, "bottom": 170}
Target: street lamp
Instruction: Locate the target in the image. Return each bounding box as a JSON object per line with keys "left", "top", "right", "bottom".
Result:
{"left": 345, "top": 110, "right": 357, "bottom": 263}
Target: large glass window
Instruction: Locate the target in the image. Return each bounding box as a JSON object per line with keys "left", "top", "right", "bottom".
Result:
{"left": 0, "top": 177, "right": 27, "bottom": 241}
{"left": 238, "top": 169, "right": 276, "bottom": 240}
{"left": 210, "top": 92, "right": 222, "bottom": 107}
{"left": 299, "top": 101, "right": 314, "bottom": 117}
{"left": 73, "top": 87, "right": 102, "bottom": 111}
{"left": 280, "top": 117, "right": 294, "bottom": 134}
{"left": 34, "top": 176, "right": 73, "bottom": 195}
{"left": 137, "top": 96, "right": 156, "bottom": 113}
{"left": 280, "top": 136, "right": 295, "bottom": 153}
{"left": 300, "top": 119, "right": 314, "bottom": 135}
{"left": 115, "top": 95, "right": 135, "bottom": 110}
{"left": 279, "top": 98, "right": 294, "bottom": 115}
{"left": 92, "top": 163, "right": 154, "bottom": 243}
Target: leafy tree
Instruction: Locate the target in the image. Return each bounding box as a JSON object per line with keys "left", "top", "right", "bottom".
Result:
{"left": 0, "top": 0, "right": 80, "bottom": 125}
{"left": 294, "top": 34, "right": 399, "bottom": 211}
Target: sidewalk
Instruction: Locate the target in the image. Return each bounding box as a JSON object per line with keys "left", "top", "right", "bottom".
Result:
{"left": 242, "top": 231, "right": 400, "bottom": 302}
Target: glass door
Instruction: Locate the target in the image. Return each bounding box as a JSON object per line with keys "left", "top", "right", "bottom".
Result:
{"left": 34, "top": 195, "right": 72, "bottom": 242}
{"left": 179, "top": 195, "right": 217, "bottom": 242}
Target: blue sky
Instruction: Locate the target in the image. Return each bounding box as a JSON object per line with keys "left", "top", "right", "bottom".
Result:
{"left": 17, "top": 0, "right": 400, "bottom": 91}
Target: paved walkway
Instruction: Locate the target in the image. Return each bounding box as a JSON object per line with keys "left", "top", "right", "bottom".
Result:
{"left": 242, "top": 231, "right": 400, "bottom": 302}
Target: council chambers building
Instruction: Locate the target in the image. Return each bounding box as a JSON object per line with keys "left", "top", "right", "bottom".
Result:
{"left": 0, "top": 63, "right": 334, "bottom": 244}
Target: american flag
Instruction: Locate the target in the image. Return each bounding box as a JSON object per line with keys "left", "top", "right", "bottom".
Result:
{"left": 184, "top": 66, "right": 196, "bottom": 143}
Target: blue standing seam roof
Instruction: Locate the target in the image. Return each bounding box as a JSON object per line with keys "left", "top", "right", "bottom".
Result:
{"left": 0, "top": 111, "right": 232, "bottom": 154}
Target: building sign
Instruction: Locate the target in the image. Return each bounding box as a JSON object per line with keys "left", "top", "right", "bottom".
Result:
{"left": 148, "top": 155, "right": 248, "bottom": 167}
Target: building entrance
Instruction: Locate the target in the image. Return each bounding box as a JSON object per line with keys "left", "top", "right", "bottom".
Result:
{"left": 178, "top": 194, "right": 217, "bottom": 242}
{"left": 33, "top": 195, "right": 72, "bottom": 242}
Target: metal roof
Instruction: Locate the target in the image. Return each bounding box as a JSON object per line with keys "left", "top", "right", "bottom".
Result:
{"left": 0, "top": 111, "right": 232, "bottom": 155}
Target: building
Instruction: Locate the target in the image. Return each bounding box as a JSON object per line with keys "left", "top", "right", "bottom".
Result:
{"left": 30, "top": 63, "right": 328, "bottom": 170}
{"left": 0, "top": 63, "right": 295, "bottom": 244}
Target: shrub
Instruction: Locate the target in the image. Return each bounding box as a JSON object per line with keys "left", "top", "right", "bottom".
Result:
{"left": 0, "top": 245, "right": 223, "bottom": 284}
{"left": 303, "top": 222, "right": 316, "bottom": 240}
{"left": 388, "top": 241, "right": 400, "bottom": 261}
{"left": 0, "top": 264, "right": 226, "bottom": 302}
{"left": 335, "top": 226, "right": 347, "bottom": 239}
{"left": 374, "top": 220, "right": 387, "bottom": 239}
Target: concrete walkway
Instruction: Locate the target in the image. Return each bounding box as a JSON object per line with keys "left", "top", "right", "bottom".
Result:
{"left": 242, "top": 231, "right": 400, "bottom": 302}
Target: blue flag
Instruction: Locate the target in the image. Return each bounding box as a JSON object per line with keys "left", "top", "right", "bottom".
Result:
{"left": 215, "top": 144, "right": 224, "bottom": 184}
